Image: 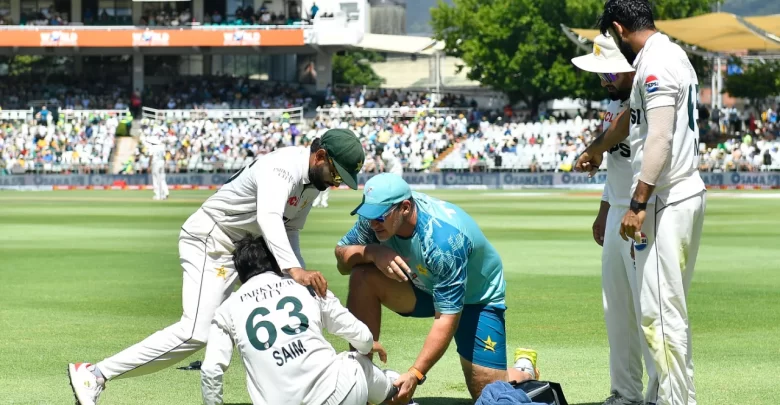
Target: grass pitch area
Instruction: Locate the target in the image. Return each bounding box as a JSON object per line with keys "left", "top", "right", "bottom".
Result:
{"left": 1, "top": 189, "right": 779, "bottom": 405}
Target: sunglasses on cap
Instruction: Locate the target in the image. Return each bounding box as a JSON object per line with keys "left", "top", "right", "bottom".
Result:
{"left": 598, "top": 73, "right": 619, "bottom": 83}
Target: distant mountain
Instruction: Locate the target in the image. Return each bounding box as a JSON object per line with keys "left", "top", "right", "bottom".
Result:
{"left": 404, "top": 0, "right": 778, "bottom": 37}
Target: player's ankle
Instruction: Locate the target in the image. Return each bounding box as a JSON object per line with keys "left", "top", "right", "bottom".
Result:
{"left": 90, "top": 364, "right": 106, "bottom": 384}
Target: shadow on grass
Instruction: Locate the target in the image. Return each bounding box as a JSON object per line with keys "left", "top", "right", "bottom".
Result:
{"left": 229, "top": 400, "right": 601, "bottom": 405}
{"left": 413, "top": 399, "right": 602, "bottom": 405}
{"left": 415, "top": 398, "right": 474, "bottom": 405}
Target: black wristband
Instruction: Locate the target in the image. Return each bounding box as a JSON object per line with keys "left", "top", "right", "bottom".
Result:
{"left": 630, "top": 199, "right": 647, "bottom": 212}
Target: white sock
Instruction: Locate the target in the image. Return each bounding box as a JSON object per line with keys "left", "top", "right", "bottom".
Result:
{"left": 513, "top": 358, "right": 536, "bottom": 379}
{"left": 90, "top": 365, "right": 106, "bottom": 384}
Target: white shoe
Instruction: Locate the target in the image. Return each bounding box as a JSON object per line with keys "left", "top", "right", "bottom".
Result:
{"left": 602, "top": 392, "right": 643, "bottom": 405}
{"left": 68, "top": 363, "right": 104, "bottom": 405}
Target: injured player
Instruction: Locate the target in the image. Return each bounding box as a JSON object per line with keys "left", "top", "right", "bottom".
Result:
{"left": 201, "top": 235, "right": 398, "bottom": 405}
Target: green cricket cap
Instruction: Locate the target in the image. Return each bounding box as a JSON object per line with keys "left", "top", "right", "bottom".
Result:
{"left": 320, "top": 129, "right": 365, "bottom": 190}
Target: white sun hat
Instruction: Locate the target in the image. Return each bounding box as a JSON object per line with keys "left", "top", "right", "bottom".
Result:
{"left": 571, "top": 33, "right": 635, "bottom": 74}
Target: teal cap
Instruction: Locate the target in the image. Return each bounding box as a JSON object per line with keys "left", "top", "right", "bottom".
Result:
{"left": 350, "top": 173, "right": 412, "bottom": 219}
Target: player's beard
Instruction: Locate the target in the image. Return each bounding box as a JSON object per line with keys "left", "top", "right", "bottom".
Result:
{"left": 618, "top": 41, "right": 637, "bottom": 65}
{"left": 309, "top": 165, "right": 330, "bottom": 191}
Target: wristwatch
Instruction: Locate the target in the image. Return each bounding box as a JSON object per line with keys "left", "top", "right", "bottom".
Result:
{"left": 409, "top": 367, "right": 426, "bottom": 385}
{"left": 630, "top": 199, "right": 648, "bottom": 213}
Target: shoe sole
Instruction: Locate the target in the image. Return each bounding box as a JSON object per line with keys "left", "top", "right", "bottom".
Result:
{"left": 67, "top": 364, "right": 88, "bottom": 405}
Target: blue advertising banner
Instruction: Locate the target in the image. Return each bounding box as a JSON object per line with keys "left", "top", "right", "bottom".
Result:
{"left": 1, "top": 171, "right": 778, "bottom": 190}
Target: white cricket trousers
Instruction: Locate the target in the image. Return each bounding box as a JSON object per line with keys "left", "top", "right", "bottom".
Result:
{"left": 325, "top": 352, "right": 394, "bottom": 405}
{"left": 602, "top": 205, "right": 658, "bottom": 403}
{"left": 152, "top": 164, "right": 169, "bottom": 200}
{"left": 97, "top": 209, "right": 238, "bottom": 380}
{"left": 635, "top": 192, "right": 706, "bottom": 405}
{"left": 314, "top": 188, "right": 330, "bottom": 207}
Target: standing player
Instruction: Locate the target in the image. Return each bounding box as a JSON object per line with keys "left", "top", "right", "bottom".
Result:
{"left": 379, "top": 146, "right": 403, "bottom": 176}
{"left": 579, "top": 1, "right": 707, "bottom": 404}
{"left": 201, "top": 235, "right": 398, "bottom": 405}
{"left": 67, "top": 129, "right": 366, "bottom": 405}
{"left": 145, "top": 135, "right": 169, "bottom": 201}
{"left": 572, "top": 33, "right": 657, "bottom": 405}
{"left": 334, "top": 174, "right": 539, "bottom": 403}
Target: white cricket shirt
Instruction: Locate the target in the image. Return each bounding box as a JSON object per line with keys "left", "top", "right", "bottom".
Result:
{"left": 628, "top": 33, "right": 705, "bottom": 204}
{"left": 381, "top": 148, "right": 403, "bottom": 175}
{"left": 601, "top": 99, "right": 632, "bottom": 207}
{"left": 200, "top": 147, "right": 320, "bottom": 271}
{"left": 151, "top": 143, "right": 166, "bottom": 169}
{"left": 200, "top": 273, "right": 374, "bottom": 405}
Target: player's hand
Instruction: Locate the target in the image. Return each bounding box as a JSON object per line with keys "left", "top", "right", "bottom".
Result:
{"left": 592, "top": 201, "right": 609, "bottom": 246}
{"left": 592, "top": 212, "right": 608, "bottom": 246}
{"left": 619, "top": 209, "right": 646, "bottom": 243}
{"left": 369, "top": 341, "right": 387, "bottom": 363}
{"left": 575, "top": 149, "right": 603, "bottom": 177}
{"left": 288, "top": 267, "right": 328, "bottom": 297}
{"left": 390, "top": 372, "right": 418, "bottom": 405}
{"left": 367, "top": 245, "right": 410, "bottom": 282}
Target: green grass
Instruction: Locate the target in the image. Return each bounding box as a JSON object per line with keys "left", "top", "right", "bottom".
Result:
{"left": 1, "top": 189, "right": 779, "bottom": 405}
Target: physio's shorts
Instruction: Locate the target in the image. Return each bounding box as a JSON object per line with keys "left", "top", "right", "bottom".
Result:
{"left": 397, "top": 284, "right": 507, "bottom": 370}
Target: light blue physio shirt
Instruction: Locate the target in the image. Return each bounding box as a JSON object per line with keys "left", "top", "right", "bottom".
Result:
{"left": 338, "top": 191, "right": 506, "bottom": 314}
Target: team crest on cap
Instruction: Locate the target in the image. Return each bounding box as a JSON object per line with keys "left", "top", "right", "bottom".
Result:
{"left": 593, "top": 44, "right": 602, "bottom": 56}
{"left": 633, "top": 232, "right": 649, "bottom": 251}
{"left": 645, "top": 75, "right": 660, "bottom": 94}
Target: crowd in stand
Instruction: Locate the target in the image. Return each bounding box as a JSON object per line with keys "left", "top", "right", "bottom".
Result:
{"left": 0, "top": 112, "right": 119, "bottom": 175}
{"left": 143, "top": 77, "right": 312, "bottom": 111}
{"left": 1, "top": 79, "right": 778, "bottom": 176}
{"left": 0, "top": 77, "right": 310, "bottom": 113}
{"left": 325, "top": 86, "right": 474, "bottom": 112}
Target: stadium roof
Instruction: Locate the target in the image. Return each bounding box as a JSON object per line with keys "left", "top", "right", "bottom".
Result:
{"left": 571, "top": 28, "right": 599, "bottom": 42}
{"left": 655, "top": 12, "right": 780, "bottom": 52}
{"left": 567, "top": 13, "right": 780, "bottom": 53}
{"left": 743, "top": 15, "right": 780, "bottom": 39}
{"left": 355, "top": 33, "right": 444, "bottom": 55}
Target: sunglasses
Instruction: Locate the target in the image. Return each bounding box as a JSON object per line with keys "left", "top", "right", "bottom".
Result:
{"left": 373, "top": 204, "right": 399, "bottom": 223}
{"left": 327, "top": 157, "right": 342, "bottom": 186}
{"left": 598, "top": 73, "right": 619, "bottom": 83}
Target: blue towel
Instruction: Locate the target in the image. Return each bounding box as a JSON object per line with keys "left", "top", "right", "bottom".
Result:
{"left": 475, "top": 381, "right": 548, "bottom": 405}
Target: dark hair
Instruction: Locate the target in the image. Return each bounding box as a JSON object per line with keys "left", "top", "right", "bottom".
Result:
{"left": 598, "top": 0, "right": 656, "bottom": 35}
{"left": 310, "top": 137, "right": 324, "bottom": 153}
{"left": 233, "top": 235, "right": 282, "bottom": 283}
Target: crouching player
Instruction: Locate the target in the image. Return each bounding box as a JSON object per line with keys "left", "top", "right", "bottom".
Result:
{"left": 334, "top": 173, "right": 539, "bottom": 403}
{"left": 201, "top": 235, "right": 398, "bottom": 405}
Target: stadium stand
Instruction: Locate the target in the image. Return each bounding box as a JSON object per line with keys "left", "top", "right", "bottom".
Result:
{"left": 1, "top": 81, "right": 777, "bottom": 175}
{"left": 0, "top": 110, "right": 125, "bottom": 175}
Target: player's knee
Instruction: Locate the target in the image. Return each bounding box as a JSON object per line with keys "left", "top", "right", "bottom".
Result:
{"left": 349, "top": 264, "right": 383, "bottom": 293}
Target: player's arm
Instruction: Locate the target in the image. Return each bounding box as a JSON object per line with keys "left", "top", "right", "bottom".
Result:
{"left": 286, "top": 230, "right": 306, "bottom": 269}
{"left": 588, "top": 109, "right": 630, "bottom": 155}
{"left": 334, "top": 217, "right": 380, "bottom": 275}
{"left": 621, "top": 65, "right": 679, "bottom": 241}
{"left": 201, "top": 312, "right": 234, "bottom": 405}
{"left": 575, "top": 110, "right": 630, "bottom": 174}
{"left": 319, "top": 291, "right": 374, "bottom": 355}
{"left": 255, "top": 166, "right": 304, "bottom": 273}
{"left": 412, "top": 234, "right": 472, "bottom": 377}
{"left": 283, "top": 192, "right": 316, "bottom": 268}
{"left": 634, "top": 65, "right": 680, "bottom": 204}
{"left": 593, "top": 190, "right": 610, "bottom": 246}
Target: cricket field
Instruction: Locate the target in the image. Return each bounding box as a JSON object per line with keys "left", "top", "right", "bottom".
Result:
{"left": 1, "top": 189, "right": 778, "bottom": 405}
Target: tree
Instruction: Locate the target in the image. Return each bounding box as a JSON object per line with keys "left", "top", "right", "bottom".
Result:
{"left": 430, "top": 0, "right": 720, "bottom": 114}
{"left": 332, "top": 51, "right": 386, "bottom": 87}
{"left": 724, "top": 58, "right": 780, "bottom": 107}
